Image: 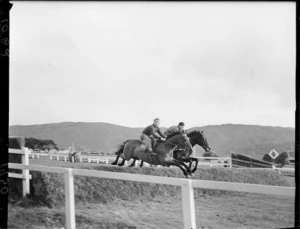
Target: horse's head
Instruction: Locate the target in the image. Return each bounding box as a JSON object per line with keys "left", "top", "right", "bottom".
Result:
{"left": 167, "top": 133, "right": 193, "bottom": 154}
{"left": 275, "top": 152, "right": 291, "bottom": 166}
{"left": 187, "top": 130, "right": 211, "bottom": 152}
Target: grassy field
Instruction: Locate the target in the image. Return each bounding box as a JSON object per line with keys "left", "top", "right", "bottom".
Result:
{"left": 8, "top": 159, "right": 295, "bottom": 229}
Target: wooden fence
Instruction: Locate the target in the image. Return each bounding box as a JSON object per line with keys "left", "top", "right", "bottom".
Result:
{"left": 231, "top": 153, "right": 274, "bottom": 168}
{"left": 8, "top": 147, "right": 31, "bottom": 197}
{"left": 196, "top": 157, "right": 232, "bottom": 167}
{"left": 8, "top": 162, "right": 295, "bottom": 229}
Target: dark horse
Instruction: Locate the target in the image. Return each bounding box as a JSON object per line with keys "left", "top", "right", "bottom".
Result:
{"left": 173, "top": 130, "right": 211, "bottom": 174}
{"left": 128, "top": 130, "right": 211, "bottom": 175}
{"left": 262, "top": 152, "right": 290, "bottom": 168}
{"left": 111, "top": 134, "right": 194, "bottom": 177}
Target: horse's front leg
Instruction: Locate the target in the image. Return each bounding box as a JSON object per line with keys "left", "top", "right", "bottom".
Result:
{"left": 140, "top": 160, "right": 144, "bottom": 167}
{"left": 118, "top": 159, "right": 126, "bottom": 166}
{"left": 165, "top": 159, "right": 189, "bottom": 178}
{"left": 189, "top": 157, "right": 199, "bottom": 173}
{"left": 129, "top": 159, "right": 136, "bottom": 167}
{"left": 176, "top": 159, "right": 192, "bottom": 176}
{"left": 188, "top": 159, "right": 193, "bottom": 170}
{"left": 111, "top": 155, "right": 120, "bottom": 165}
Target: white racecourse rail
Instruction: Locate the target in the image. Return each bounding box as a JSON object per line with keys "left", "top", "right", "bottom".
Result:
{"left": 8, "top": 163, "right": 295, "bottom": 229}
{"left": 8, "top": 147, "right": 31, "bottom": 197}
{"left": 196, "top": 156, "right": 232, "bottom": 167}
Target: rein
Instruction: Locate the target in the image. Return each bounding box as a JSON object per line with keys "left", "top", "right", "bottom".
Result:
{"left": 163, "top": 139, "right": 189, "bottom": 151}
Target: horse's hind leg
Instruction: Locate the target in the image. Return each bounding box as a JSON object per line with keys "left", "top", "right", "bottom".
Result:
{"left": 111, "top": 155, "right": 120, "bottom": 165}
{"left": 118, "top": 159, "right": 125, "bottom": 166}
{"left": 129, "top": 159, "right": 136, "bottom": 167}
{"left": 140, "top": 160, "right": 144, "bottom": 167}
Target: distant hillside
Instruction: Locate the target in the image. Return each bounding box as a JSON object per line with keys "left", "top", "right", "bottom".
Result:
{"left": 9, "top": 122, "right": 295, "bottom": 159}
{"left": 190, "top": 124, "right": 295, "bottom": 158}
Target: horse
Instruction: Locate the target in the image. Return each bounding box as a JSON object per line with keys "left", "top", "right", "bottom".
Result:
{"left": 128, "top": 130, "right": 211, "bottom": 175}
{"left": 172, "top": 130, "right": 211, "bottom": 174}
{"left": 262, "top": 152, "right": 290, "bottom": 168}
{"left": 111, "top": 134, "right": 194, "bottom": 177}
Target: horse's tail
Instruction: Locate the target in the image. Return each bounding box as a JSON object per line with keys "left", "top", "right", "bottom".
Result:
{"left": 114, "top": 140, "right": 129, "bottom": 155}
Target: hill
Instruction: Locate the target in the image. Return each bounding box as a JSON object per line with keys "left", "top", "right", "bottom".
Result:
{"left": 9, "top": 122, "right": 295, "bottom": 158}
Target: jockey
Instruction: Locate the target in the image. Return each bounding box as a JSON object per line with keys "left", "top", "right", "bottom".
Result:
{"left": 164, "top": 122, "right": 185, "bottom": 139}
{"left": 140, "top": 118, "right": 166, "bottom": 151}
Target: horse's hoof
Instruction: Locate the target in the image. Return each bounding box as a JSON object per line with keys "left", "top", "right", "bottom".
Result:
{"left": 111, "top": 162, "right": 117, "bottom": 165}
{"left": 118, "top": 164, "right": 124, "bottom": 166}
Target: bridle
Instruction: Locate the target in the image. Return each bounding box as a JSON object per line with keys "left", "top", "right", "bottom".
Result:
{"left": 188, "top": 130, "right": 211, "bottom": 152}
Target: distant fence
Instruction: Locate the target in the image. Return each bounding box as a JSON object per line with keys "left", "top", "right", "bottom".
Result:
{"left": 29, "top": 153, "right": 232, "bottom": 167}
{"left": 196, "top": 157, "right": 232, "bottom": 167}
{"left": 29, "top": 153, "right": 112, "bottom": 164}
{"left": 28, "top": 152, "right": 292, "bottom": 171}
{"left": 231, "top": 153, "right": 274, "bottom": 168}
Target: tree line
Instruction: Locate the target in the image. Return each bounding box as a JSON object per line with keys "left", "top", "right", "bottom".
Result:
{"left": 25, "top": 137, "right": 59, "bottom": 151}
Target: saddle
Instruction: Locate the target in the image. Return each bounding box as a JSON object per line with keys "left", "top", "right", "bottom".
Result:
{"left": 152, "top": 139, "right": 164, "bottom": 154}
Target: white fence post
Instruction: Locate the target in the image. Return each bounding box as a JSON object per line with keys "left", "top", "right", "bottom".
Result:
{"left": 21, "top": 147, "right": 30, "bottom": 197}
{"left": 64, "top": 168, "right": 76, "bottom": 229}
{"left": 228, "top": 157, "right": 232, "bottom": 168}
{"left": 181, "top": 179, "right": 196, "bottom": 229}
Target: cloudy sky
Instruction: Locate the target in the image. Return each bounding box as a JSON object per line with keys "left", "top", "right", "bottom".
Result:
{"left": 10, "top": 2, "right": 295, "bottom": 128}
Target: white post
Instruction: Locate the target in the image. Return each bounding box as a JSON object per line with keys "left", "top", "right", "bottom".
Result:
{"left": 64, "top": 169, "right": 76, "bottom": 229}
{"left": 228, "top": 157, "right": 232, "bottom": 168}
{"left": 21, "top": 147, "right": 30, "bottom": 197}
{"left": 181, "top": 179, "right": 196, "bottom": 229}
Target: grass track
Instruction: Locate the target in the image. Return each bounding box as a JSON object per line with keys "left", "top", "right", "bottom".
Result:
{"left": 8, "top": 158, "right": 295, "bottom": 229}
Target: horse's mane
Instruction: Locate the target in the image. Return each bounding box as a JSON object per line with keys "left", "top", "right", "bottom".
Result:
{"left": 167, "top": 130, "right": 202, "bottom": 139}
{"left": 166, "top": 132, "right": 182, "bottom": 139}
{"left": 187, "top": 130, "right": 202, "bottom": 137}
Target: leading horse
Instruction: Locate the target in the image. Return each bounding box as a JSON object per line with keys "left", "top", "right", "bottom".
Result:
{"left": 111, "top": 134, "right": 194, "bottom": 177}
{"left": 173, "top": 130, "right": 211, "bottom": 174}
{"left": 129, "top": 130, "right": 211, "bottom": 175}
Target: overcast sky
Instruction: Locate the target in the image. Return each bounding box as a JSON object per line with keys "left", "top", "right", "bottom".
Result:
{"left": 9, "top": 2, "right": 295, "bottom": 129}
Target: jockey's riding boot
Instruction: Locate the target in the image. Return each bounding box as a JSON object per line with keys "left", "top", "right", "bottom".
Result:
{"left": 150, "top": 141, "right": 158, "bottom": 155}
{"left": 152, "top": 141, "right": 156, "bottom": 150}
